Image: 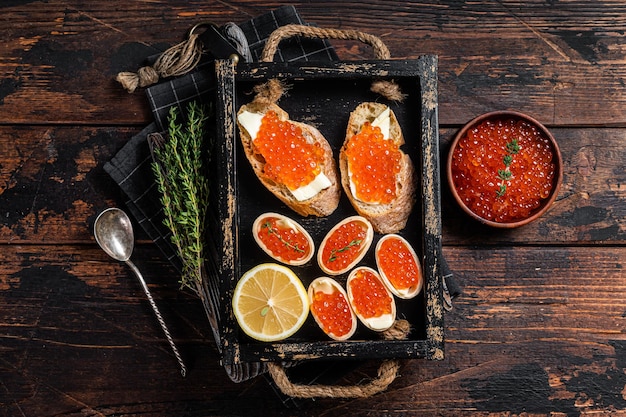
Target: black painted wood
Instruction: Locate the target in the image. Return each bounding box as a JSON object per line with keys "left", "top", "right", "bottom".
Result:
{"left": 214, "top": 58, "right": 443, "bottom": 366}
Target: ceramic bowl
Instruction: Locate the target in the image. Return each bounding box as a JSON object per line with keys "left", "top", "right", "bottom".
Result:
{"left": 447, "top": 111, "right": 563, "bottom": 228}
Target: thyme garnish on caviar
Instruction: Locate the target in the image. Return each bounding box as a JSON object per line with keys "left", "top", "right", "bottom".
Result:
{"left": 329, "top": 239, "right": 362, "bottom": 263}
{"left": 261, "top": 221, "right": 305, "bottom": 253}
{"left": 496, "top": 139, "right": 520, "bottom": 198}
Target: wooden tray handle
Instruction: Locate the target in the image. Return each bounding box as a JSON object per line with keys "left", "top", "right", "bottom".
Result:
{"left": 261, "top": 24, "right": 391, "bottom": 62}
{"left": 268, "top": 319, "right": 410, "bottom": 399}
{"left": 261, "top": 24, "right": 405, "bottom": 102}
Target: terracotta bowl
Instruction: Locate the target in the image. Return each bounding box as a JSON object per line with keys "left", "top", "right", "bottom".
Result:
{"left": 446, "top": 111, "right": 563, "bottom": 228}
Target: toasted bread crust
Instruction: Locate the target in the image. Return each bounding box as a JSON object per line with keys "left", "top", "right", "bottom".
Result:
{"left": 237, "top": 102, "right": 340, "bottom": 217}
{"left": 340, "top": 102, "right": 417, "bottom": 234}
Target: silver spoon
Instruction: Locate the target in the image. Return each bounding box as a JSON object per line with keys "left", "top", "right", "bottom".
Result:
{"left": 94, "top": 207, "right": 187, "bottom": 377}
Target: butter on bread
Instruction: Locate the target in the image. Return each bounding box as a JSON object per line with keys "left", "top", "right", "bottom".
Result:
{"left": 339, "top": 102, "right": 416, "bottom": 234}
{"left": 237, "top": 101, "right": 340, "bottom": 217}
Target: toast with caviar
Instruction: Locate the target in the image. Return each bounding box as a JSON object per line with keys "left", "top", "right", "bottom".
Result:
{"left": 237, "top": 101, "right": 340, "bottom": 217}
{"left": 339, "top": 102, "right": 416, "bottom": 233}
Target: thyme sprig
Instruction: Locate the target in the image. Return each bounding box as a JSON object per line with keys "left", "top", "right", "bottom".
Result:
{"left": 262, "top": 221, "right": 305, "bottom": 253}
{"left": 151, "top": 101, "right": 211, "bottom": 291}
{"left": 328, "top": 239, "right": 362, "bottom": 263}
{"left": 496, "top": 139, "right": 520, "bottom": 198}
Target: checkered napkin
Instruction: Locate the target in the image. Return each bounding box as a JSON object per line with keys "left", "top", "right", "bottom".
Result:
{"left": 104, "top": 6, "right": 342, "bottom": 383}
{"left": 104, "top": 6, "right": 338, "bottom": 273}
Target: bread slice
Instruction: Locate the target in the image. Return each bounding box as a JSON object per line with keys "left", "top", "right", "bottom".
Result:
{"left": 237, "top": 101, "right": 340, "bottom": 217}
{"left": 339, "top": 102, "right": 416, "bottom": 234}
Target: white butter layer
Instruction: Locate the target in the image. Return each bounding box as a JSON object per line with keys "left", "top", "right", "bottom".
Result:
{"left": 363, "top": 313, "right": 394, "bottom": 331}
{"left": 371, "top": 106, "right": 390, "bottom": 140}
{"left": 311, "top": 278, "right": 336, "bottom": 295}
{"left": 290, "top": 172, "right": 331, "bottom": 201}
{"left": 237, "top": 110, "right": 264, "bottom": 140}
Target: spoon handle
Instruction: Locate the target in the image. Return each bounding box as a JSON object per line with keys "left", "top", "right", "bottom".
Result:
{"left": 126, "top": 259, "right": 187, "bottom": 378}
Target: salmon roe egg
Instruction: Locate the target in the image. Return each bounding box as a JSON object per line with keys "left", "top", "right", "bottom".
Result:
{"left": 321, "top": 220, "right": 368, "bottom": 272}
{"left": 311, "top": 289, "right": 353, "bottom": 338}
{"left": 344, "top": 122, "right": 402, "bottom": 204}
{"left": 451, "top": 117, "right": 556, "bottom": 223}
{"left": 254, "top": 111, "right": 325, "bottom": 190}
{"left": 349, "top": 269, "right": 392, "bottom": 319}
{"left": 378, "top": 237, "right": 421, "bottom": 290}
{"left": 256, "top": 217, "right": 311, "bottom": 263}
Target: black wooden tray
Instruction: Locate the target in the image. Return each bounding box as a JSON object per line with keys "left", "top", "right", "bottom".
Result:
{"left": 209, "top": 56, "right": 443, "bottom": 367}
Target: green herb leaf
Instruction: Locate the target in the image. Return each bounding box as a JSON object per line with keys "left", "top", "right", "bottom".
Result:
{"left": 261, "top": 221, "right": 305, "bottom": 253}
{"left": 506, "top": 139, "right": 520, "bottom": 154}
{"left": 498, "top": 169, "right": 512, "bottom": 181}
{"left": 496, "top": 183, "right": 507, "bottom": 198}
{"left": 496, "top": 138, "right": 521, "bottom": 198}
{"left": 151, "top": 101, "right": 212, "bottom": 291}
{"left": 328, "top": 239, "right": 362, "bottom": 263}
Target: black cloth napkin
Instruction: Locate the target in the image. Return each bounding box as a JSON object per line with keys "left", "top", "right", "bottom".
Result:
{"left": 104, "top": 6, "right": 338, "bottom": 273}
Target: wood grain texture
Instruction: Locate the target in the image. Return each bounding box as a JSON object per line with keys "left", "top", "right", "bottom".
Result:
{"left": 0, "top": 0, "right": 625, "bottom": 415}
{"left": 2, "top": 1, "right": 626, "bottom": 125}
{"left": 1, "top": 245, "right": 624, "bottom": 415}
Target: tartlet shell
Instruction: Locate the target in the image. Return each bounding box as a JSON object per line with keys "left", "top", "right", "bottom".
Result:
{"left": 252, "top": 212, "right": 314, "bottom": 266}
{"left": 375, "top": 234, "right": 423, "bottom": 299}
{"left": 308, "top": 277, "right": 357, "bottom": 341}
{"left": 346, "top": 266, "right": 396, "bottom": 331}
{"left": 317, "top": 215, "right": 374, "bottom": 275}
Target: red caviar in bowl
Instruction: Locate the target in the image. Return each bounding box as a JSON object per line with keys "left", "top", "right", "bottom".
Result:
{"left": 450, "top": 114, "right": 559, "bottom": 224}
{"left": 346, "top": 267, "right": 396, "bottom": 331}
{"left": 308, "top": 277, "right": 356, "bottom": 341}
{"left": 344, "top": 122, "right": 402, "bottom": 204}
{"left": 254, "top": 110, "right": 325, "bottom": 190}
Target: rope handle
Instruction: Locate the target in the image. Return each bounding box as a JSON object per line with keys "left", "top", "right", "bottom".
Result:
{"left": 268, "top": 319, "right": 410, "bottom": 399}
{"left": 261, "top": 24, "right": 391, "bottom": 62}
{"left": 261, "top": 24, "right": 405, "bottom": 102}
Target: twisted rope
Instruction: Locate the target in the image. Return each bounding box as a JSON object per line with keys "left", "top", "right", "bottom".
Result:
{"left": 261, "top": 24, "right": 405, "bottom": 102}
{"left": 116, "top": 33, "right": 203, "bottom": 93}
{"left": 116, "top": 22, "right": 251, "bottom": 93}
{"left": 261, "top": 24, "right": 391, "bottom": 62}
{"left": 268, "top": 319, "right": 411, "bottom": 399}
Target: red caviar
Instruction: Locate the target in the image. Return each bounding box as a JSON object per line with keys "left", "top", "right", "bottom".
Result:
{"left": 348, "top": 269, "right": 392, "bottom": 319}
{"left": 377, "top": 237, "right": 421, "bottom": 291}
{"left": 320, "top": 220, "right": 368, "bottom": 273}
{"left": 256, "top": 216, "right": 311, "bottom": 263}
{"left": 254, "top": 111, "right": 325, "bottom": 190}
{"left": 311, "top": 289, "right": 353, "bottom": 338}
{"left": 344, "top": 122, "right": 401, "bottom": 204}
{"left": 451, "top": 117, "right": 556, "bottom": 223}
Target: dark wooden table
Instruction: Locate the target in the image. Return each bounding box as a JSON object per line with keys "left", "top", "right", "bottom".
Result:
{"left": 1, "top": 1, "right": 625, "bottom": 416}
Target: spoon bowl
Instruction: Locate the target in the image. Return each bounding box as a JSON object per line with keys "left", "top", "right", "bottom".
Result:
{"left": 94, "top": 208, "right": 134, "bottom": 262}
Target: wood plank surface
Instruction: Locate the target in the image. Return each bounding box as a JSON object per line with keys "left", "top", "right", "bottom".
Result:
{"left": 0, "top": 0, "right": 625, "bottom": 415}
{"left": 2, "top": 1, "right": 626, "bottom": 125}
{"left": 1, "top": 125, "right": 623, "bottom": 245}
{"left": 1, "top": 245, "right": 624, "bottom": 415}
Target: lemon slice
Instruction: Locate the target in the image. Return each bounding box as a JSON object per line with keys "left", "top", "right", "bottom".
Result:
{"left": 232, "top": 263, "right": 309, "bottom": 342}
